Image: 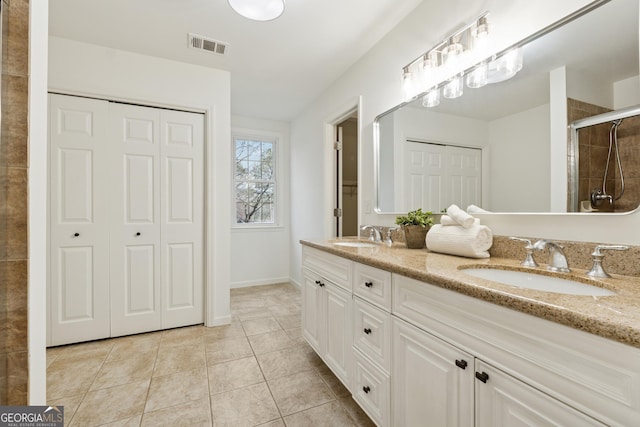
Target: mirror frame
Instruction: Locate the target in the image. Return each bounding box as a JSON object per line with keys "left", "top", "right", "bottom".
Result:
{"left": 374, "top": 0, "right": 614, "bottom": 215}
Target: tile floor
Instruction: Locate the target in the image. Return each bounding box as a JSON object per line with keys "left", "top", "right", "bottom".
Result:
{"left": 46, "top": 283, "right": 375, "bottom": 427}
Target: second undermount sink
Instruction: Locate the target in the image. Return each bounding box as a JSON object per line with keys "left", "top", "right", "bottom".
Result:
{"left": 333, "top": 241, "right": 378, "bottom": 248}
{"left": 461, "top": 267, "right": 616, "bottom": 296}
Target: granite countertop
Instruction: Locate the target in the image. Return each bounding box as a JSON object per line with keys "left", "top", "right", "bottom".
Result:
{"left": 301, "top": 237, "right": 640, "bottom": 349}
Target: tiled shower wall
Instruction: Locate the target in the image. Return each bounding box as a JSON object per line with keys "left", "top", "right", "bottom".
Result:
{"left": 0, "top": 0, "right": 30, "bottom": 405}
{"left": 568, "top": 98, "right": 640, "bottom": 212}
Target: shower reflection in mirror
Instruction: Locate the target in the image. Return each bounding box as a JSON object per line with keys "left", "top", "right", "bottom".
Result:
{"left": 569, "top": 103, "right": 640, "bottom": 213}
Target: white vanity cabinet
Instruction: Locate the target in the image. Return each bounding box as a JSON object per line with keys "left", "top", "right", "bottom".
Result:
{"left": 301, "top": 247, "right": 353, "bottom": 387}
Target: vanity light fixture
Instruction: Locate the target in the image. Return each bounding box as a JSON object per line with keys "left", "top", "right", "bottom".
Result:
{"left": 228, "top": 0, "right": 285, "bottom": 21}
{"left": 401, "top": 11, "right": 523, "bottom": 104}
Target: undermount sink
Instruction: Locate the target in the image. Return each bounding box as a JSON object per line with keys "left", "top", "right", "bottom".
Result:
{"left": 461, "top": 267, "right": 616, "bottom": 296}
{"left": 333, "top": 241, "right": 378, "bottom": 248}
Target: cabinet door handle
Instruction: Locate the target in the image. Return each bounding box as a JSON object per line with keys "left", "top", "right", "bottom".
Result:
{"left": 315, "top": 280, "right": 321, "bottom": 285}
{"left": 455, "top": 359, "right": 468, "bottom": 370}
{"left": 362, "top": 386, "right": 370, "bottom": 394}
{"left": 363, "top": 328, "right": 372, "bottom": 335}
{"left": 136, "top": 232, "right": 141, "bottom": 236}
{"left": 475, "top": 371, "right": 489, "bottom": 383}
{"left": 319, "top": 282, "right": 325, "bottom": 287}
{"left": 73, "top": 232, "right": 80, "bottom": 237}
{"left": 364, "top": 281, "right": 373, "bottom": 288}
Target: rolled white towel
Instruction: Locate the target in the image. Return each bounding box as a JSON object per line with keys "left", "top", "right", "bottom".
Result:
{"left": 446, "top": 204, "right": 475, "bottom": 228}
{"left": 467, "top": 204, "right": 490, "bottom": 213}
{"left": 440, "top": 215, "right": 480, "bottom": 226}
{"left": 426, "top": 223, "right": 493, "bottom": 258}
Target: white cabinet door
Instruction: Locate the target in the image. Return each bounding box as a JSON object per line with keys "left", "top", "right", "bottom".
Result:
{"left": 160, "top": 109, "right": 204, "bottom": 329}
{"left": 302, "top": 268, "right": 324, "bottom": 353}
{"left": 392, "top": 317, "right": 474, "bottom": 427}
{"left": 49, "top": 94, "right": 111, "bottom": 346}
{"left": 109, "top": 103, "right": 163, "bottom": 336}
{"left": 324, "top": 282, "right": 352, "bottom": 386}
{"left": 475, "top": 360, "right": 606, "bottom": 427}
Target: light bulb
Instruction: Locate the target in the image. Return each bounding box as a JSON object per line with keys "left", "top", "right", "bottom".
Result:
{"left": 442, "top": 39, "right": 464, "bottom": 66}
{"left": 422, "top": 88, "right": 441, "bottom": 108}
{"left": 466, "top": 63, "right": 488, "bottom": 88}
{"left": 443, "top": 75, "right": 463, "bottom": 99}
{"left": 228, "top": 0, "right": 285, "bottom": 21}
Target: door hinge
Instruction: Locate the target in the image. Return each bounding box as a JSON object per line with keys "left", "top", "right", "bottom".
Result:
{"left": 334, "top": 141, "right": 342, "bottom": 151}
{"left": 333, "top": 208, "right": 342, "bottom": 217}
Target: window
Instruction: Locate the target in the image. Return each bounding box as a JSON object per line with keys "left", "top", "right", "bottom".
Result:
{"left": 234, "top": 136, "right": 277, "bottom": 225}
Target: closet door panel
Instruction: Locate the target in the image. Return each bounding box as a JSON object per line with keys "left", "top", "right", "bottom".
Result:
{"left": 49, "top": 94, "right": 110, "bottom": 346}
{"left": 161, "top": 110, "right": 204, "bottom": 328}
{"left": 109, "top": 104, "right": 162, "bottom": 337}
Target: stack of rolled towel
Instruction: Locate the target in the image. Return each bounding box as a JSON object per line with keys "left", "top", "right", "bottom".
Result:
{"left": 425, "top": 204, "right": 493, "bottom": 258}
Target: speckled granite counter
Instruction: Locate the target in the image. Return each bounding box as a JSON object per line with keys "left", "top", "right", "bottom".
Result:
{"left": 301, "top": 238, "right": 640, "bottom": 349}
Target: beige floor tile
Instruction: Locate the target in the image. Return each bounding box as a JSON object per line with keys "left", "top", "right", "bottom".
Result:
{"left": 160, "top": 325, "right": 204, "bottom": 348}
{"left": 99, "top": 415, "right": 143, "bottom": 426}
{"left": 316, "top": 363, "right": 351, "bottom": 398}
{"left": 154, "top": 343, "right": 205, "bottom": 377}
{"left": 145, "top": 367, "right": 209, "bottom": 413}
{"left": 241, "top": 317, "right": 282, "bottom": 336}
{"left": 235, "top": 307, "right": 274, "bottom": 321}
{"left": 203, "top": 322, "right": 245, "bottom": 341}
{"left": 269, "top": 305, "right": 301, "bottom": 318}
{"left": 273, "top": 313, "right": 301, "bottom": 329}
{"left": 256, "top": 346, "right": 314, "bottom": 380}
{"left": 207, "top": 356, "right": 264, "bottom": 395}
{"left": 267, "top": 370, "right": 334, "bottom": 416}
{"left": 106, "top": 334, "right": 161, "bottom": 363}
{"left": 338, "top": 396, "right": 377, "bottom": 427}
{"left": 209, "top": 382, "right": 280, "bottom": 427}
{"left": 248, "top": 330, "right": 296, "bottom": 355}
{"left": 91, "top": 352, "right": 156, "bottom": 390}
{"left": 47, "top": 393, "right": 84, "bottom": 427}
{"left": 53, "top": 339, "right": 115, "bottom": 364}
{"left": 256, "top": 419, "right": 286, "bottom": 427}
{"left": 284, "top": 327, "right": 306, "bottom": 345}
{"left": 141, "top": 397, "right": 211, "bottom": 426}
{"left": 70, "top": 380, "right": 149, "bottom": 426}
{"left": 205, "top": 336, "right": 253, "bottom": 365}
{"left": 283, "top": 400, "right": 357, "bottom": 427}
{"left": 47, "top": 358, "right": 104, "bottom": 400}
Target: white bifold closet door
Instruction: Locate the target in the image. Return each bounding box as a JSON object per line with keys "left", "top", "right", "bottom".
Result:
{"left": 49, "top": 95, "right": 112, "bottom": 345}
{"left": 49, "top": 94, "right": 204, "bottom": 346}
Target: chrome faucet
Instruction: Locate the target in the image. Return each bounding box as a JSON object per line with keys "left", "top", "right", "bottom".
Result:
{"left": 361, "top": 225, "right": 382, "bottom": 243}
{"left": 384, "top": 227, "right": 398, "bottom": 247}
{"left": 586, "top": 245, "right": 628, "bottom": 278}
{"left": 532, "top": 240, "right": 570, "bottom": 273}
{"left": 509, "top": 237, "right": 538, "bottom": 267}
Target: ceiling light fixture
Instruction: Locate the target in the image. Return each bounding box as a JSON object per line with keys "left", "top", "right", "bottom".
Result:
{"left": 401, "top": 11, "right": 523, "bottom": 104}
{"left": 228, "top": 0, "right": 285, "bottom": 21}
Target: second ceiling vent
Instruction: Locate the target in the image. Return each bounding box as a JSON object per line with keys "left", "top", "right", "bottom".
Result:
{"left": 188, "top": 33, "right": 228, "bottom": 55}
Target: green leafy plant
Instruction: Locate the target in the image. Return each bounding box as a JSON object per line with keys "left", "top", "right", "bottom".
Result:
{"left": 395, "top": 208, "right": 434, "bottom": 228}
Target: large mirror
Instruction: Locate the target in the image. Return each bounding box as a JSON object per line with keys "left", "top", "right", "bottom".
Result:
{"left": 375, "top": 0, "right": 639, "bottom": 214}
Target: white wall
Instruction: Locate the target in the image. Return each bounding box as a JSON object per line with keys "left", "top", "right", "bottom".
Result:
{"left": 48, "top": 37, "right": 232, "bottom": 327}
{"left": 289, "top": 0, "right": 640, "bottom": 285}
{"left": 231, "top": 115, "right": 291, "bottom": 288}
{"left": 488, "top": 103, "right": 550, "bottom": 212}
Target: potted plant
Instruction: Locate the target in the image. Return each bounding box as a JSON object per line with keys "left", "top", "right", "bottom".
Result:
{"left": 395, "top": 208, "right": 433, "bottom": 249}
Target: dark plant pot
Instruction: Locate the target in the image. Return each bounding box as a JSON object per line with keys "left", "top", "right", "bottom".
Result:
{"left": 402, "top": 224, "right": 429, "bottom": 249}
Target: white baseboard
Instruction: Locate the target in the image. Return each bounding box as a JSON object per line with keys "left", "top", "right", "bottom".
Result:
{"left": 230, "top": 276, "right": 291, "bottom": 289}
{"left": 207, "top": 314, "right": 232, "bottom": 327}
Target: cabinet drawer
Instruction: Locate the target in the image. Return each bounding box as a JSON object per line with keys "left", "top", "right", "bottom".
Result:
{"left": 353, "top": 262, "right": 391, "bottom": 310}
{"left": 353, "top": 297, "right": 391, "bottom": 373}
{"left": 352, "top": 348, "right": 390, "bottom": 427}
{"left": 302, "top": 246, "right": 352, "bottom": 291}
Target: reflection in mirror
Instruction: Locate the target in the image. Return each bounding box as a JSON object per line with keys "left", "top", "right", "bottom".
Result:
{"left": 375, "top": 0, "right": 640, "bottom": 214}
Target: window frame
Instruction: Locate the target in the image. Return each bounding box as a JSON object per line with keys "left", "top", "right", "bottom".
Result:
{"left": 232, "top": 132, "right": 280, "bottom": 228}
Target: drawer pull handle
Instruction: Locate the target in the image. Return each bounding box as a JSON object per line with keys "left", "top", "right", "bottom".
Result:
{"left": 364, "top": 281, "right": 373, "bottom": 288}
{"left": 475, "top": 371, "right": 489, "bottom": 383}
{"left": 319, "top": 282, "right": 325, "bottom": 287}
{"left": 73, "top": 232, "right": 80, "bottom": 237}
{"left": 362, "top": 386, "right": 370, "bottom": 394}
{"left": 363, "top": 328, "right": 372, "bottom": 335}
{"left": 455, "top": 359, "right": 468, "bottom": 370}
{"left": 136, "top": 232, "right": 141, "bottom": 236}
{"left": 315, "top": 280, "right": 321, "bottom": 285}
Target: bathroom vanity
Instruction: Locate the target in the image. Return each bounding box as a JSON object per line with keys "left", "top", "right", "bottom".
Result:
{"left": 300, "top": 239, "right": 640, "bottom": 427}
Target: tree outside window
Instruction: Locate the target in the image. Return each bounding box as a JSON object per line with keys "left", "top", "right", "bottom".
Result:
{"left": 234, "top": 137, "right": 276, "bottom": 224}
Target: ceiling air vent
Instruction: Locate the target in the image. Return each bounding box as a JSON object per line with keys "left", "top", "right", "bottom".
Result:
{"left": 188, "top": 33, "right": 228, "bottom": 56}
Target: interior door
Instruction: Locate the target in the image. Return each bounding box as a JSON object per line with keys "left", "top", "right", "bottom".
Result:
{"left": 160, "top": 109, "right": 204, "bottom": 328}
{"left": 109, "top": 103, "right": 162, "bottom": 336}
{"left": 335, "top": 126, "right": 343, "bottom": 237}
{"left": 49, "top": 94, "right": 111, "bottom": 346}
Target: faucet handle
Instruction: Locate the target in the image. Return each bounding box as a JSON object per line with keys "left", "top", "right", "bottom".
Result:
{"left": 587, "top": 245, "right": 629, "bottom": 278}
{"left": 385, "top": 227, "right": 399, "bottom": 247}
{"left": 509, "top": 237, "right": 538, "bottom": 267}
